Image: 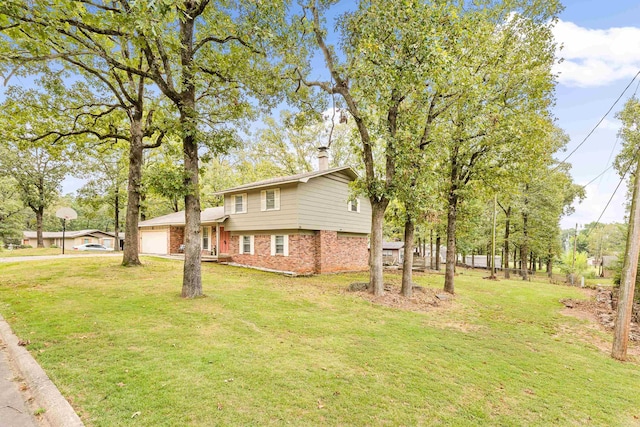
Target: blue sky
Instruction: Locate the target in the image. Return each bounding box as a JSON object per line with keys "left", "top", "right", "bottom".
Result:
{"left": 553, "top": 0, "right": 640, "bottom": 228}
{"left": 5, "top": 1, "right": 638, "bottom": 231}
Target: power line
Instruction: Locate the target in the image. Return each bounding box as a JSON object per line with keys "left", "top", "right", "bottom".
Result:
{"left": 600, "top": 134, "right": 620, "bottom": 187}
{"left": 554, "top": 69, "right": 640, "bottom": 171}
{"left": 582, "top": 164, "right": 614, "bottom": 189}
{"left": 584, "top": 149, "right": 637, "bottom": 238}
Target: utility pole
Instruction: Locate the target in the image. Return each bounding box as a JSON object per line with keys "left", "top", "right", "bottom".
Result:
{"left": 612, "top": 154, "right": 640, "bottom": 360}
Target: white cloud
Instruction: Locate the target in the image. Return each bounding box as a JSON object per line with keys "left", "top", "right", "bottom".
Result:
{"left": 552, "top": 19, "right": 640, "bottom": 88}
{"left": 599, "top": 117, "right": 621, "bottom": 131}
{"left": 561, "top": 180, "right": 628, "bottom": 229}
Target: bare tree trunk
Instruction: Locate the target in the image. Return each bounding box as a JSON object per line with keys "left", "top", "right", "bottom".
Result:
{"left": 35, "top": 206, "right": 44, "bottom": 248}
{"left": 504, "top": 206, "right": 510, "bottom": 278}
{"left": 178, "top": 13, "right": 203, "bottom": 298}
{"left": 401, "top": 216, "right": 415, "bottom": 297}
{"left": 435, "top": 235, "right": 441, "bottom": 271}
{"left": 547, "top": 247, "right": 553, "bottom": 278}
{"left": 122, "top": 132, "right": 144, "bottom": 266}
{"left": 444, "top": 189, "right": 458, "bottom": 294}
{"left": 370, "top": 201, "right": 388, "bottom": 296}
{"left": 520, "top": 189, "right": 529, "bottom": 281}
{"left": 114, "top": 186, "right": 120, "bottom": 252}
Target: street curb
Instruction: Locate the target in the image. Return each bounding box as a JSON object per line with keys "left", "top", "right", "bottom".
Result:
{"left": 0, "top": 314, "right": 84, "bottom": 427}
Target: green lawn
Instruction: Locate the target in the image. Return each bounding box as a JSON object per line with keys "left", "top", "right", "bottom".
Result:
{"left": 0, "top": 258, "right": 638, "bottom": 426}
{"left": 0, "top": 247, "right": 63, "bottom": 257}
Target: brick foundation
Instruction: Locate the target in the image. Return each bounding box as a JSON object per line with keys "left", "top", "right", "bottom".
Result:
{"left": 229, "top": 231, "right": 368, "bottom": 275}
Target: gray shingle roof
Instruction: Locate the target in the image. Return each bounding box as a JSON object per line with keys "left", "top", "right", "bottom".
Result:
{"left": 138, "top": 206, "right": 226, "bottom": 227}
{"left": 213, "top": 166, "right": 357, "bottom": 195}
{"left": 383, "top": 241, "right": 405, "bottom": 250}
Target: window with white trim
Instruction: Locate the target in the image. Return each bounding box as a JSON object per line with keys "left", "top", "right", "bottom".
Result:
{"left": 347, "top": 198, "right": 360, "bottom": 213}
{"left": 261, "top": 188, "right": 280, "bottom": 211}
{"left": 271, "top": 234, "right": 289, "bottom": 256}
{"left": 232, "top": 193, "right": 247, "bottom": 214}
{"left": 239, "top": 235, "right": 254, "bottom": 255}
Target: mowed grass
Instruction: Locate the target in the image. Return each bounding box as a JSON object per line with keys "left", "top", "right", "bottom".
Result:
{"left": 0, "top": 258, "right": 638, "bottom": 426}
{"left": 0, "top": 247, "right": 63, "bottom": 257}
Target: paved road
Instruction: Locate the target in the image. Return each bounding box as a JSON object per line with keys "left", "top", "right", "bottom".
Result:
{"left": 0, "top": 253, "right": 122, "bottom": 263}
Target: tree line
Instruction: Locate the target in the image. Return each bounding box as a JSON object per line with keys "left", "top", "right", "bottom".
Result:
{"left": 0, "top": 0, "right": 590, "bottom": 297}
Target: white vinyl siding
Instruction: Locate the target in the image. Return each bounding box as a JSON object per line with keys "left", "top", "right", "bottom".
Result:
{"left": 297, "top": 173, "right": 371, "bottom": 233}
{"left": 271, "top": 234, "right": 289, "bottom": 256}
{"left": 261, "top": 188, "right": 280, "bottom": 211}
{"left": 224, "top": 184, "right": 298, "bottom": 231}
{"left": 239, "top": 235, "right": 254, "bottom": 255}
{"left": 232, "top": 193, "right": 248, "bottom": 214}
{"left": 223, "top": 172, "right": 371, "bottom": 234}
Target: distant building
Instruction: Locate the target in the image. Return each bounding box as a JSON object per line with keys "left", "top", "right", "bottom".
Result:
{"left": 22, "top": 230, "right": 124, "bottom": 250}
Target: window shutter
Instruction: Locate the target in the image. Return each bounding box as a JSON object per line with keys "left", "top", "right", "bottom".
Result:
{"left": 239, "top": 236, "right": 244, "bottom": 254}
{"left": 270, "top": 235, "right": 276, "bottom": 256}
{"left": 261, "top": 190, "right": 266, "bottom": 211}
{"left": 274, "top": 189, "right": 280, "bottom": 210}
{"left": 283, "top": 235, "right": 289, "bottom": 257}
{"left": 249, "top": 235, "right": 255, "bottom": 255}
{"left": 357, "top": 198, "right": 361, "bottom": 213}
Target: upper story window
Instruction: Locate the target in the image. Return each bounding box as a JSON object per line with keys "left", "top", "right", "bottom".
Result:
{"left": 261, "top": 188, "right": 280, "bottom": 211}
{"left": 232, "top": 193, "right": 247, "bottom": 214}
{"left": 347, "top": 198, "right": 360, "bottom": 213}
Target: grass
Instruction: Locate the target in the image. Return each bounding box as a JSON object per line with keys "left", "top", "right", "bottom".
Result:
{"left": 0, "top": 257, "right": 638, "bottom": 426}
{"left": 0, "top": 247, "right": 63, "bottom": 257}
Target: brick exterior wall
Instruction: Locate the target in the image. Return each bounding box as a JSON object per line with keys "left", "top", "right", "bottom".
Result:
{"left": 169, "top": 226, "right": 184, "bottom": 254}
{"left": 229, "top": 231, "right": 368, "bottom": 275}
{"left": 315, "top": 230, "right": 369, "bottom": 274}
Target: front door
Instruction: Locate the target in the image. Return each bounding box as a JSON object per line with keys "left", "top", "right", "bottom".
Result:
{"left": 219, "top": 226, "right": 230, "bottom": 254}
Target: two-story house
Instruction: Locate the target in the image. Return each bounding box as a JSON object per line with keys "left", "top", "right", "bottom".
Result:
{"left": 138, "top": 164, "right": 372, "bottom": 275}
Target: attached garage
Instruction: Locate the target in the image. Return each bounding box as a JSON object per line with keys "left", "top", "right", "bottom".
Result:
{"left": 140, "top": 229, "right": 169, "bottom": 254}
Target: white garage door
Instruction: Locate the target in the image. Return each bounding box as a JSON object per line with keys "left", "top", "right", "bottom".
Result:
{"left": 140, "top": 230, "right": 168, "bottom": 254}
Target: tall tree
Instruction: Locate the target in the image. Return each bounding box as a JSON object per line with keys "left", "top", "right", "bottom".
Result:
{"left": 0, "top": 145, "right": 67, "bottom": 247}
{"left": 0, "top": 176, "right": 27, "bottom": 244}
{"left": 105, "top": 1, "right": 287, "bottom": 297}
{"left": 430, "top": 2, "right": 560, "bottom": 293}
{"left": 77, "top": 142, "right": 129, "bottom": 250}
{"left": 297, "top": 0, "right": 459, "bottom": 295}
{"left": 0, "top": 5, "right": 168, "bottom": 265}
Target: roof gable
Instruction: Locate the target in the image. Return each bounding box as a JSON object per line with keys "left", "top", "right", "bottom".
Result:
{"left": 214, "top": 166, "right": 358, "bottom": 195}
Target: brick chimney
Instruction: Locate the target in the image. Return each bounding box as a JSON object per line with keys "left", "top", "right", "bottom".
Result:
{"left": 318, "top": 146, "right": 329, "bottom": 171}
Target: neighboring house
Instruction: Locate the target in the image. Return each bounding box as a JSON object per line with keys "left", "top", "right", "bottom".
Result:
{"left": 138, "top": 165, "right": 372, "bottom": 275}
{"left": 22, "top": 229, "right": 124, "bottom": 249}
{"left": 382, "top": 241, "right": 404, "bottom": 265}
